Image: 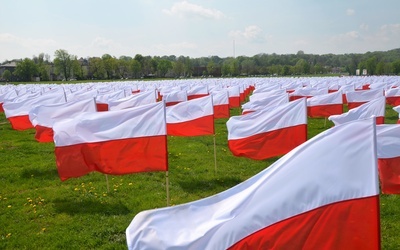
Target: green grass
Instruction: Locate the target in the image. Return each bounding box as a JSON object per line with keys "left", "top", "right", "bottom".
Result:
{"left": 0, "top": 105, "right": 399, "bottom": 249}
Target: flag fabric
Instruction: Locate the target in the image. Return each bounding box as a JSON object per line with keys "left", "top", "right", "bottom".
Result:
{"left": 95, "top": 89, "right": 126, "bottom": 112}
{"left": 227, "top": 98, "right": 307, "bottom": 160}
{"left": 28, "top": 98, "right": 97, "bottom": 143}
{"left": 126, "top": 118, "right": 380, "bottom": 250}
{"left": 166, "top": 96, "right": 214, "bottom": 136}
{"left": 211, "top": 90, "right": 230, "bottom": 119}
{"left": 289, "top": 87, "right": 328, "bottom": 101}
{"left": 53, "top": 101, "right": 168, "bottom": 181}
{"left": 162, "top": 90, "right": 188, "bottom": 107}
{"left": 385, "top": 88, "right": 400, "bottom": 106}
{"left": 346, "top": 89, "right": 384, "bottom": 109}
{"left": 3, "top": 92, "right": 66, "bottom": 130}
{"left": 328, "top": 97, "right": 386, "bottom": 126}
{"left": 227, "top": 86, "right": 240, "bottom": 108}
{"left": 241, "top": 93, "right": 288, "bottom": 115}
{"left": 108, "top": 90, "right": 157, "bottom": 111}
{"left": 376, "top": 124, "right": 400, "bottom": 194}
{"left": 307, "top": 91, "right": 343, "bottom": 118}
{"left": 187, "top": 84, "right": 209, "bottom": 100}
{"left": 0, "top": 89, "right": 18, "bottom": 112}
{"left": 249, "top": 89, "right": 287, "bottom": 102}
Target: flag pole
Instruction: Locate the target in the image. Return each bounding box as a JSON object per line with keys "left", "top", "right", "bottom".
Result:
{"left": 213, "top": 134, "right": 217, "bottom": 174}
{"left": 105, "top": 174, "right": 110, "bottom": 193}
{"left": 166, "top": 171, "right": 170, "bottom": 206}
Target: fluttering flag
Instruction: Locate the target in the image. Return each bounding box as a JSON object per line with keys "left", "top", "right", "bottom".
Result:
{"left": 3, "top": 92, "right": 66, "bottom": 130}
{"left": 385, "top": 88, "right": 400, "bottom": 106}
{"left": 328, "top": 96, "right": 386, "bottom": 125}
{"left": 307, "top": 91, "right": 343, "bottom": 118}
{"left": 211, "top": 90, "right": 230, "bottom": 119}
{"left": 227, "top": 98, "right": 307, "bottom": 160}
{"left": 346, "top": 89, "right": 384, "bottom": 109}
{"left": 187, "top": 84, "right": 209, "bottom": 100}
{"left": 28, "top": 98, "right": 97, "bottom": 143}
{"left": 126, "top": 118, "right": 380, "bottom": 250}
{"left": 241, "top": 93, "right": 288, "bottom": 115}
{"left": 227, "top": 86, "right": 240, "bottom": 108}
{"left": 376, "top": 124, "right": 400, "bottom": 194}
{"left": 162, "top": 90, "right": 188, "bottom": 107}
{"left": 53, "top": 101, "right": 168, "bottom": 181}
{"left": 166, "top": 96, "right": 214, "bottom": 136}
{"left": 108, "top": 90, "right": 157, "bottom": 111}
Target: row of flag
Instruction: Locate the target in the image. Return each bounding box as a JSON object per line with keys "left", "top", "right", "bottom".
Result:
{"left": 1, "top": 76, "right": 400, "bottom": 249}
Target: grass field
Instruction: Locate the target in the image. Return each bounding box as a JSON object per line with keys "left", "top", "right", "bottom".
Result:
{"left": 1, "top": 104, "right": 400, "bottom": 249}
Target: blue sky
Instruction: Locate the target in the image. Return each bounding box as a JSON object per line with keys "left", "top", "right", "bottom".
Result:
{"left": 1, "top": 0, "right": 400, "bottom": 62}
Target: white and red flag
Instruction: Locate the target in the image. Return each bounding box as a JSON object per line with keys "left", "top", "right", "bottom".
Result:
{"left": 227, "top": 86, "right": 240, "bottom": 108}
{"left": 376, "top": 124, "right": 400, "bottom": 194}
{"left": 28, "top": 98, "right": 97, "bottom": 143}
{"left": 126, "top": 118, "right": 380, "bottom": 250}
{"left": 108, "top": 90, "right": 157, "bottom": 111}
{"left": 385, "top": 87, "right": 400, "bottom": 106}
{"left": 241, "top": 93, "right": 288, "bottom": 115}
{"left": 95, "top": 89, "right": 125, "bottom": 111}
{"left": 210, "top": 90, "right": 230, "bottom": 119}
{"left": 53, "top": 101, "right": 168, "bottom": 181}
{"left": 328, "top": 96, "right": 386, "bottom": 125}
{"left": 227, "top": 98, "right": 307, "bottom": 160}
{"left": 166, "top": 96, "right": 214, "bottom": 136}
{"left": 187, "top": 84, "right": 209, "bottom": 100}
{"left": 162, "top": 90, "right": 188, "bottom": 107}
{"left": 346, "top": 89, "right": 384, "bottom": 109}
{"left": 307, "top": 91, "right": 343, "bottom": 118}
{"left": 3, "top": 92, "right": 66, "bottom": 130}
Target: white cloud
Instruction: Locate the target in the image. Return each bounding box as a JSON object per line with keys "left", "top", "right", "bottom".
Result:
{"left": 0, "top": 33, "right": 57, "bottom": 50}
{"left": 163, "top": 1, "right": 225, "bottom": 20}
{"left": 346, "top": 9, "right": 355, "bottom": 16}
{"left": 154, "top": 42, "right": 198, "bottom": 55}
{"left": 229, "top": 25, "right": 267, "bottom": 43}
{"left": 360, "top": 23, "right": 369, "bottom": 31}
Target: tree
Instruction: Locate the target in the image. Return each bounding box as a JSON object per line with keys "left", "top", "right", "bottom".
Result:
{"left": 2, "top": 69, "right": 11, "bottom": 81}
{"left": 102, "top": 54, "right": 117, "bottom": 79}
{"left": 54, "top": 49, "right": 77, "bottom": 80}
{"left": 13, "top": 58, "right": 38, "bottom": 81}
{"left": 89, "top": 57, "right": 106, "bottom": 79}
{"left": 157, "top": 59, "right": 173, "bottom": 77}
{"left": 130, "top": 59, "right": 142, "bottom": 78}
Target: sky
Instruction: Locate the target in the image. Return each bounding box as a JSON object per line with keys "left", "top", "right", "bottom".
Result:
{"left": 1, "top": 0, "right": 400, "bottom": 63}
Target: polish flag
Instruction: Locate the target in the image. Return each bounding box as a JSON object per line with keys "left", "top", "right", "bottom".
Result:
{"left": 228, "top": 86, "right": 240, "bottom": 108}
{"left": 249, "top": 89, "right": 287, "bottom": 102}
{"left": 108, "top": 90, "right": 157, "bottom": 111}
{"left": 0, "top": 89, "right": 18, "bottom": 112}
{"left": 187, "top": 84, "right": 209, "bottom": 100}
{"left": 376, "top": 124, "right": 400, "bottom": 194}
{"left": 242, "top": 93, "right": 288, "bottom": 115}
{"left": 227, "top": 98, "right": 307, "bottom": 160}
{"left": 338, "top": 84, "right": 355, "bottom": 104}
{"left": 28, "top": 98, "right": 97, "bottom": 143}
{"left": 3, "top": 92, "right": 66, "bottom": 130}
{"left": 66, "top": 89, "right": 98, "bottom": 102}
{"left": 346, "top": 89, "right": 384, "bottom": 109}
{"left": 211, "top": 90, "right": 230, "bottom": 119}
{"left": 95, "top": 89, "right": 125, "bottom": 111}
{"left": 328, "top": 97, "right": 386, "bottom": 126}
{"left": 162, "top": 90, "right": 188, "bottom": 107}
{"left": 307, "top": 91, "right": 343, "bottom": 118}
{"left": 385, "top": 88, "right": 400, "bottom": 106}
{"left": 126, "top": 118, "right": 379, "bottom": 250}
{"left": 289, "top": 87, "right": 328, "bottom": 101}
{"left": 53, "top": 101, "right": 168, "bottom": 181}
{"left": 166, "top": 96, "right": 214, "bottom": 136}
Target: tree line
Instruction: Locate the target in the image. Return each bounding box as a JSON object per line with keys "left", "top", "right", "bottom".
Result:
{"left": 2, "top": 48, "right": 400, "bottom": 82}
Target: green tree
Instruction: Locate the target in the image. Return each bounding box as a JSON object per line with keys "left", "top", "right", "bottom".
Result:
{"left": 102, "top": 54, "right": 117, "bottom": 79}
{"left": 157, "top": 59, "right": 173, "bottom": 77}
{"left": 13, "top": 58, "right": 38, "bottom": 81}
{"left": 130, "top": 59, "right": 142, "bottom": 78}
{"left": 89, "top": 57, "right": 106, "bottom": 79}
{"left": 2, "top": 69, "right": 11, "bottom": 81}
{"left": 54, "top": 49, "right": 77, "bottom": 80}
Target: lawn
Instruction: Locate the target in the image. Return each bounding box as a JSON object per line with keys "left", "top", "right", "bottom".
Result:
{"left": 0, "top": 104, "right": 399, "bottom": 249}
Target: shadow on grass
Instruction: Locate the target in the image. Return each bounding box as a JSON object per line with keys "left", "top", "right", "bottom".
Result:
{"left": 21, "top": 168, "right": 59, "bottom": 180}
{"left": 177, "top": 176, "right": 243, "bottom": 194}
{"left": 53, "top": 198, "right": 131, "bottom": 215}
